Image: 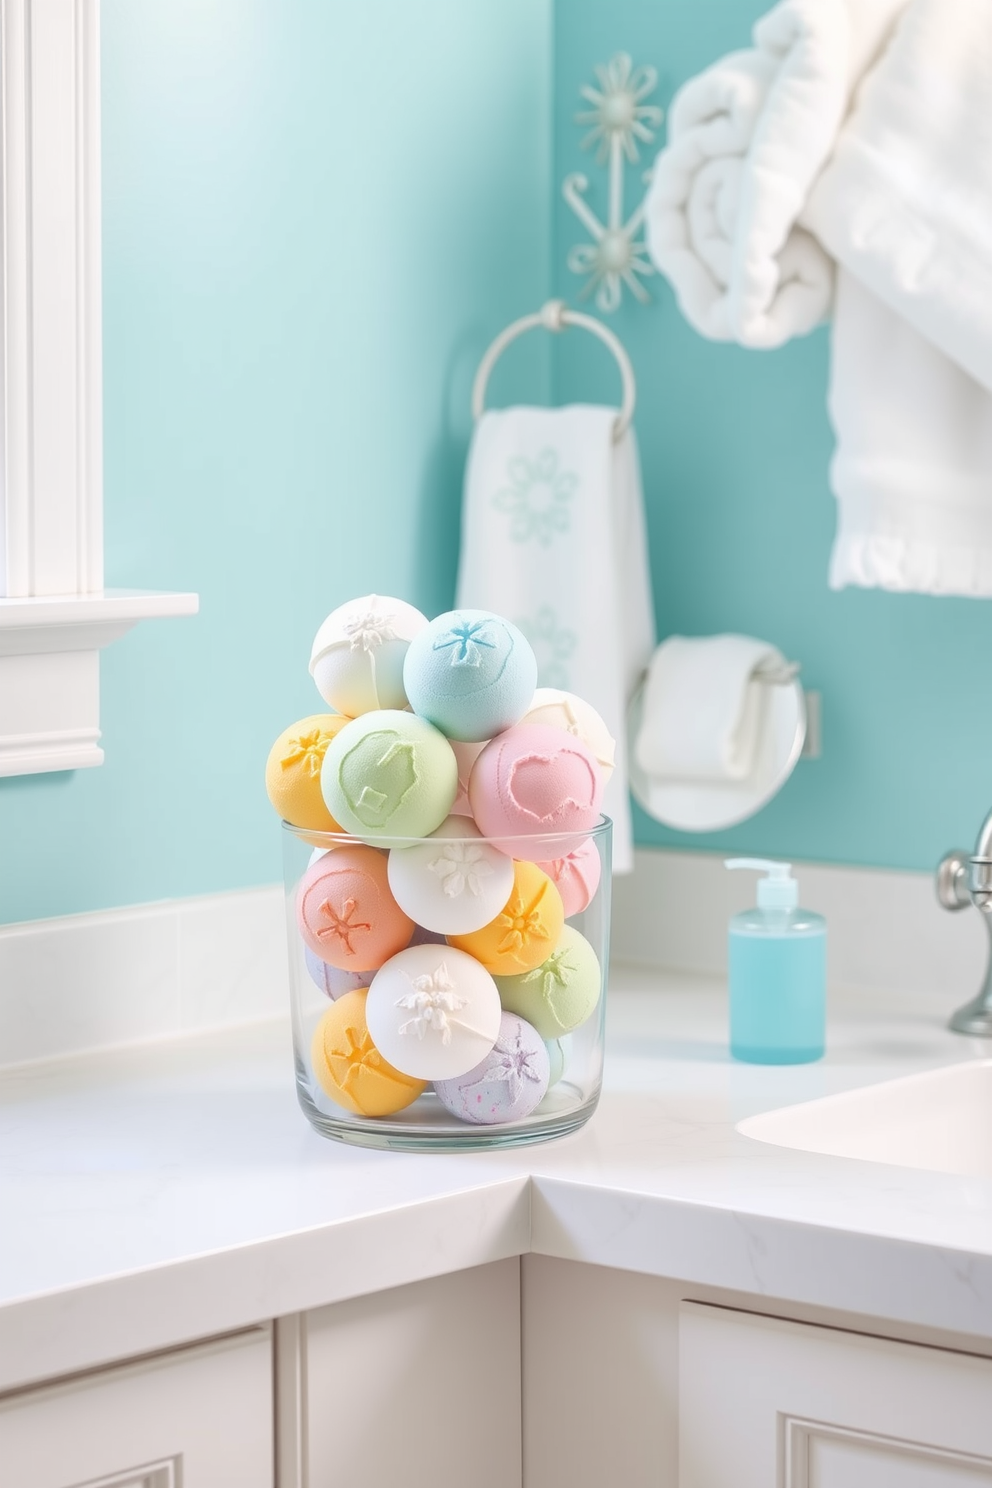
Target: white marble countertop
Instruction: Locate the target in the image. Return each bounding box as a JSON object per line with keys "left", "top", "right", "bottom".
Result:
{"left": 1, "top": 966, "right": 989, "bottom": 1392}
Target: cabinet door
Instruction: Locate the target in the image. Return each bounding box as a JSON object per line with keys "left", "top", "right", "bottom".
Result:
{"left": 281, "top": 1260, "right": 521, "bottom": 1488}
{"left": 680, "top": 1303, "right": 992, "bottom": 1487}
{"left": 0, "top": 1326, "right": 273, "bottom": 1488}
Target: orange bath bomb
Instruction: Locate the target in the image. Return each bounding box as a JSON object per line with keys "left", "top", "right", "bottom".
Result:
{"left": 265, "top": 714, "right": 349, "bottom": 833}
{"left": 310, "top": 991, "right": 427, "bottom": 1116}
{"left": 447, "top": 860, "right": 564, "bottom": 976}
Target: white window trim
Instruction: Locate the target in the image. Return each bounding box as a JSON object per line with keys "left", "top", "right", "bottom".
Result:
{"left": 0, "top": 0, "right": 197, "bottom": 776}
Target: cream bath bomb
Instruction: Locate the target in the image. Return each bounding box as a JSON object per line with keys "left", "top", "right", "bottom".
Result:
{"left": 495, "top": 925, "right": 602, "bottom": 1038}
{"left": 519, "top": 687, "right": 616, "bottom": 782}
{"left": 447, "top": 859, "right": 564, "bottom": 977}
{"left": 265, "top": 714, "right": 349, "bottom": 834}
{"left": 311, "top": 991, "right": 427, "bottom": 1115}
{"left": 403, "top": 609, "right": 537, "bottom": 743}
{"left": 386, "top": 816, "right": 515, "bottom": 936}
{"left": 434, "top": 1011, "right": 550, "bottom": 1125}
{"left": 534, "top": 837, "right": 602, "bottom": 918}
{"left": 296, "top": 843, "right": 414, "bottom": 971}
{"left": 449, "top": 738, "right": 487, "bottom": 817}
{"left": 468, "top": 723, "right": 603, "bottom": 857}
{"left": 321, "top": 709, "right": 458, "bottom": 844}
{"left": 310, "top": 594, "right": 428, "bottom": 717}
{"left": 366, "top": 943, "right": 502, "bottom": 1081}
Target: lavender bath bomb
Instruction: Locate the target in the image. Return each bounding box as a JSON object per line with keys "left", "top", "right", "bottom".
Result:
{"left": 403, "top": 609, "right": 538, "bottom": 743}
{"left": 434, "top": 1011, "right": 550, "bottom": 1125}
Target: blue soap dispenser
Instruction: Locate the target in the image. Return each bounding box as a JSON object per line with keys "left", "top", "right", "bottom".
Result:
{"left": 725, "top": 858, "right": 826, "bottom": 1064}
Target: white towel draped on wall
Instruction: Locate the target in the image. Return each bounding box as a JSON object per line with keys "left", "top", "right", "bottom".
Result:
{"left": 456, "top": 406, "right": 656, "bottom": 874}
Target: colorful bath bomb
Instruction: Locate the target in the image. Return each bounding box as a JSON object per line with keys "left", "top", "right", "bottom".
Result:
{"left": 265, "top": 714, "right": 349, "bottom": 833}
{"left": 311, "top": 991, "right": 427, "bottom": 1115}
{"left": 447, "top": 860, "right": 564, "bottom": 977}
{"left": 468, "top": 724, "right": 603, "bottom": 857}
{"left": 403, "top": 609, "right": 538, "bottom": 743}
{"left": 296, "top": 844, "right": 414, "bottom": 971}
{"left": 434, "top": 1011, "right": 550, "bottom": 1125}
{"left": 304, "top": 944, "right": 373, "bottom": 1000}
{"left": 520, "top": 688, "right": 616, "bottom": 782}
{"left": 495, "top": 925, "right": 602, "bottom": 1038}
{"left": 387, "top": 816, "right": 515, "bottom": 936}
{"left": 365, "top": 943, "right": 502, "bottom": 1081}
{"left": 450, "top": 739, "right": 487, "bottom": 817}
{"left": 545, "top": 1035, "right": 570, "bottom": 1088}
{"left": 310, "top": 594, "right": 428, "bottom": 717}
{"left": 535, "top": 837, "right": 602, "bottom": 918}
{"left": 321, "top": 709, "right": 458, "bottom": 844}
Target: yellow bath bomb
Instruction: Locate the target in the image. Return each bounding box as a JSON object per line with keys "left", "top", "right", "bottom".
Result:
{"left": 447, "top": 860, "right": 564, "bottom": 976}
{"left": 265, "top": 714, "right": 349, "bottom": 833}
{"left": 310, "top": 990, "right": 427, "bottom": 1116}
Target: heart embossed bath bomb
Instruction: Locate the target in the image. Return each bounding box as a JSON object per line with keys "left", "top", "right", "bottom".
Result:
{"left": 468, "top": 723, "right": 603, "bottom": 858}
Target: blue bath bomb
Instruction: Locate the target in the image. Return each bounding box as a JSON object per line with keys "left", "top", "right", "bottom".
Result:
{"left": 403, "top": 609, "right": 538, "bottom": 743}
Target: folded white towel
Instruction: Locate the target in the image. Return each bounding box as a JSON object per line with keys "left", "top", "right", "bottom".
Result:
{"left": 635, "top": 635, "right": 785, "bottom": 785}
{"left": 456, "top": 406, "right": 656, "bottom": 874}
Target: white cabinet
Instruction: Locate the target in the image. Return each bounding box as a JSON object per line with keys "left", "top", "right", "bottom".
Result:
{"left": 680, "top": 1303, "right": 992, "bottom": 1488}
{"left": 0, "top": 1326, "right": 273, "bottom": 1488}
{"left": 277, "top": 1259, "right": 522, "bottom": 1488}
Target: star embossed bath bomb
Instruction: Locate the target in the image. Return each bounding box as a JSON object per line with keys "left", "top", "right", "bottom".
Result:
{"left": 311, "top": 991, "right": 427, "bottom": 1115}
{"left": 321, "top": 709, "right": 458, "bottom": 845}
{"left": 386, "top": 815, "right": 515, "bottom": 935}
{"left": 495, "top": 924, "right": 602, "bottom": 1037}
{"left": 447, "top": 859, "right": 565, "bottom": 977}
{"left": 310, "top": 594, "right": 428, "bottom": 717}
{"left": 434, "top": 1011, "right": 550, "bottom": 1125}
{"left": 296, "top": 843, "right": 414, "bottom": 971}
{"left": 403, "top": 608, "right": 538, "bottom": 742}
{"left": 264, "top": 713, "right": 350, "bottom": 834}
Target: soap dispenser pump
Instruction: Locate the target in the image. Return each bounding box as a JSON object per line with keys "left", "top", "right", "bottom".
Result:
{"left": 725, "top": 858, "right": 826, "bottom": 1064}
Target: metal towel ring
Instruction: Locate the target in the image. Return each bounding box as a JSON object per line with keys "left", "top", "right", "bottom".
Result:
{"left": 472, "top": 299, "right": 636, "bottom": 442}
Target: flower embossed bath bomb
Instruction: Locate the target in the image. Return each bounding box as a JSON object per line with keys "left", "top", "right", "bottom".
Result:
{"left": 321, "top": 709, "right": 458, "bottom": 844}
{"left": 519, "top": 687, "right": 616, "bottom": 782}
{"left": 434, "top": 1011, "right": 550, "bottom": 1125}
{"left": 387, "top": 816, "right": 515, "bottom": 936}
{"left": 297, "top": 844, "right": 414, "bottom": 971}
{"left": 365, "top": 943, "right": 502, "bottom": 1081}
{"left": 468, "top": 723, "right": 603, "bottom": 856}
{"left": 403, "top": 609, "right": 538, "bottom": 743}
{"left": 534, "top": 837, "right": 602, "bottom": 918}
{"left": 310, "top": 594, "right": 428, "bottom": 717}
{"left": 448, "top": 859, "right": 564, "bottom": 977}
{"left": 311, "top": 991, "right": 427, "bottom": 1115}
{"left": 495, "top": 924, "right": 602, "bottom": 1037}
{"left": 265, "top": 714, "right": 349, "bottom": 834}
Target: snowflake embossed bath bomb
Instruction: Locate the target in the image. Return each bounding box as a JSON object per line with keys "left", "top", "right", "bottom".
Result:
{"left": 495, "top": 924, "right": 602, "bottom": 1038}
{"left": 365, "top": 944, "right": 502, "bottom": 1081}
{"left": 296, "top": 843, "right": 414, "bottom": 972}
{"left": 434, "top": 1011, "right": 550, "bottom": 1125}
{"left": 321, "top": 709, "right": 458, "bottom": 845}
{"left": 403, "top": 608, "right": 538, "bottom": 743}
{"left": 386, "top": 816, "right": 515, "bottom": 935}
{"left": 310, "top": 594, "right": 428, "bottom": 717}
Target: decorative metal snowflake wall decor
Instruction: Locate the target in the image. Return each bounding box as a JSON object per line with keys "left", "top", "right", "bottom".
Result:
{"left": 563, "top": 53, "right": 663, "bottom": 313}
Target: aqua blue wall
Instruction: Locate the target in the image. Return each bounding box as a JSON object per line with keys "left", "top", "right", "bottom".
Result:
{"left": 0, "top": 0, "right": 552, "bottom": 924}
{"left": 553, "top": 0, "right": 992, "bottom": 872}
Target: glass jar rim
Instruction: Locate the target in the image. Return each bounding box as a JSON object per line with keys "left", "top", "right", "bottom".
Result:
{"left": 280, "top": 814, "right": 613, "bottom": 852}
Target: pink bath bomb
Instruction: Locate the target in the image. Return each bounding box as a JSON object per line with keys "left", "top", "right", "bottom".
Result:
{"left": 468, "top": 724, "right": 603, "bottom": 857}
{"left": 296, "top": 844, "right": 414, "bottom": 972}
{"left": 535, "top": 837, "right": 602, "bottom": 918}
{"left": 449, "top": 739, "right": 486, "bottom": 818}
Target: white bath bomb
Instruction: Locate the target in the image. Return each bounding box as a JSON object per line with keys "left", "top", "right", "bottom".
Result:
{"left": 365, "top": 943, "right": 501, "bottom": 1081}
{"left": 387, "top": 816, "right": 515, "bottom": 935}
{"left": 519, "top": 687, "right": 615, "bottom": 782}
{"left": 310, "top": 594, "right": 428, "bottom": 717}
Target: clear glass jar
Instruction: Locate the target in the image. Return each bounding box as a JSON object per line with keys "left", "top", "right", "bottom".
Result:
{"left": 282, "top": 817, "right": 612, "bottom": 1151}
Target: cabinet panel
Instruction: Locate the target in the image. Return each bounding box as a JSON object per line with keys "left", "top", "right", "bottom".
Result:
{"left": 680, "top": 1303, "right": 992, "bottom": 1488}
{"left": 302, "top": 1260, "right": 521, "bottom": 1488}
{"left": 0, "top": 1327, "right": 272, "bottom": 1488}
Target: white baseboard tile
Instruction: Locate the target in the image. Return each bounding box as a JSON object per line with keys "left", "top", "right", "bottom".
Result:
{"left": 0, "top": 886, "right": 288, "bottom": 1069}
{"left": 612, "top": 848, "right": 987, "bottom": 1003}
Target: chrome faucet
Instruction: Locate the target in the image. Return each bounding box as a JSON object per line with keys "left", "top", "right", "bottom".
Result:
{"left": 937, "top": 807, "right": 992, "bottom": 1035}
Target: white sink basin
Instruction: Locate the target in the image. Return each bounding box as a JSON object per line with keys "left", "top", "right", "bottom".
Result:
{"left": 738, "top": 1059, "right": 992, "bottom": 1180}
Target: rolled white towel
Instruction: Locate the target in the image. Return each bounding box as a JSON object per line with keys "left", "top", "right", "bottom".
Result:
{"left": 635, "top": 635, "right": 790, "bottom": 785}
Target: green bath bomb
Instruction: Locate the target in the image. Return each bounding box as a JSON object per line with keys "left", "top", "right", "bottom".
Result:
{"left": 495, "top": 924, "right": 602, "bottom": 1037}
{"left": 321, "top": 709, "right": 458, "bottom": 845}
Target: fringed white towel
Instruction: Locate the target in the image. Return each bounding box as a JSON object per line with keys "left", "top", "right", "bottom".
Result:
{"left": 456, "top": 406, "right": 656, "bottom": 874}
{"left": 644, "top": 0, "right": 907, "bottom": 348}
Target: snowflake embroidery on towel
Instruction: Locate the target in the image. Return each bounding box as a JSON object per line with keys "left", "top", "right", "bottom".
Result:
{"left": 432, "top": 616, "right": 497, "bottom": 668}
{"left": 316, "top": 897, "right": 371, "bottom": 956}
{"left": 396, "top": 963, "right": 471, "bottom": 1045}
{"left": 427, "top": 842, "right": 493, "bottom": 899}
{"left": 515, "top": 606, "right": 578, "bottom": 690}
{"left": 341, "top": 595, "right": 399, "bottom": 652}
{"left": 493, "top": 449, "right": 578, "bottom": 545}
{"left": 460, "top": 1025, "right": 545, "bottom": 1103}
{"left": 280, "top": 727, "right": 332, "bottom": 777}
